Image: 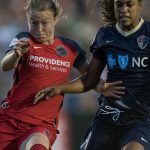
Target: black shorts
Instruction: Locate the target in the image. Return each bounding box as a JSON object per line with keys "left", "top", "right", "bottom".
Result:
{"left": 80, "top": 103, "right": 150, "bottom": 150}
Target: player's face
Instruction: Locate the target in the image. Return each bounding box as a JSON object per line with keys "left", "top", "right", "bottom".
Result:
{"left": 27, "top": 10, "right": 57, "bottom": 44}
{"left": 114, "top": 0, "right": 142, "bottom": 31}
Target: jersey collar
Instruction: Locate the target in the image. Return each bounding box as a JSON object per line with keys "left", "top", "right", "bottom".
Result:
{"left": 115, "top": 18, "right": 144, "bottom": 37}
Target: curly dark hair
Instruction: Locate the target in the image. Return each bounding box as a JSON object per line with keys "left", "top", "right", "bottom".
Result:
{"left": 100, "top": 0, "right": 116, "bottom": 26}
{"left": 100, "top": 0, "right": 144, "bottom": 26}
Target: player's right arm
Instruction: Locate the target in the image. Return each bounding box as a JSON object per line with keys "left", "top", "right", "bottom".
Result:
{"left": 1, "top": 38, "right": 30, "bottom": 71}
{"left": 34, "top": 57, "right": 105, "bottom": 104}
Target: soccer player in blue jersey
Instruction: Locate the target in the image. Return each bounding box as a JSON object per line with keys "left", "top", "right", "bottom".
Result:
{"left": 0, "top": 0, "right": 124, "bottom": 149}
{"left": 34, "top": 0, "right": 150, "bottom": 149}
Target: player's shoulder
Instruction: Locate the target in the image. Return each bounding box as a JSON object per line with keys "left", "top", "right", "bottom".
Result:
{"left": 15, "top": 32, "right": 30, "bottom": 39}
{"left": 57, "top": 36, "right": 78, "bottom": 45}
{"left": 92, "top": 25, "right": 115, "bottom": 47}
{"left": 144, "top": 21, "right": 150, "bottom": 26}
{"left": 57, "top": 36, "right": 84, "bottom": 52}
{"left": 143, "top": 21, "right": 150, "bottom": 32}
{"left": 98, "top": 25, "right": 114, "bottom": 32}
{"left": 96, "top": 25, "right": 115, "bottom": 37}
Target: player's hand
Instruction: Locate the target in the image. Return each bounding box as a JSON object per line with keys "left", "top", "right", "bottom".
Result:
{"left": 13, "top": 38, "right": 30, "bottom": 57}
{"left": 101, "top": 81, "right": 125, "bottom": 98}
{"left": 33, "top": 86, "right": 61, "bottom": 104}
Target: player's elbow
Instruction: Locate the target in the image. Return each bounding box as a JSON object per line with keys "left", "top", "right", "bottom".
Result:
{"left": 1, "top": 60, "right": 5, "bottom": 71}
{"left": 1, "top": 63, "right": 8, "bottom": 71}
{"left": 82, "top": 77, "right": 99, "bottom": 92}
{"left": 1, "top": 60, "right": 14, "bottom": 71}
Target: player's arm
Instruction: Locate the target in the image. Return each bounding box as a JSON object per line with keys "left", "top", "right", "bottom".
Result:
{"left": 77, "top": 63, "right": 125, "bottom": 98}
{"left": 34, "top": 59, "right": 125, "bottom": 104}
{"left": 1, "top": 51, "right": 20, "bottom": 71}
{"left": 1, "top": 38, "right": 30, "bottom": 71}
{"left": 95, "top": 80, "right": 125, "bottom": 98}
{"left": 76, "top": 61, "right": 88, "bottom": 75}
{"left": 34, "top": 57, "right": 105, "bottom": 104}
{"left": 95, "top": 66, "right": 125, "bottom": 98}
{"left": 71, "top": 37, "right": 125, "bottom": 98}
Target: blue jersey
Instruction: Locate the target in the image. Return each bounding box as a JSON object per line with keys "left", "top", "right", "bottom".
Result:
{"left": 91, "top": 21, "right": 150, "bottom": 115}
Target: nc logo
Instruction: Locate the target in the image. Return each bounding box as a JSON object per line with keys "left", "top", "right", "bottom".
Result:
{"left": 137, "top": 35, "right": 149, "bottom": 49}
{"left": 107, "top": 54, "right": 116, "bottom": 69}
{"left": 118, "top": 55, "right": 129, "bottom": 70}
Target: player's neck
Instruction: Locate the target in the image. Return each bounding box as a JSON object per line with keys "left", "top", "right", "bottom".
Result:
{"left": 116, "top": 18, "right": 144, "bottom": 37}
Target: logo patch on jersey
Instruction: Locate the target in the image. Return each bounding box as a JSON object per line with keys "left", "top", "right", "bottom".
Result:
{"left": 56, "top": 46, "right": 68, "bottom": 56}
{"left": 137, "top": 35, "right": 149, "bottom": 49}
{"left": 107, "top": 54, "right": 116, "bottom": 69}
{"left": 118, "top": 55, "right": 128, "bottom": 69}
{"left": 106, "top": 40, "right": 114, "bottom": 44}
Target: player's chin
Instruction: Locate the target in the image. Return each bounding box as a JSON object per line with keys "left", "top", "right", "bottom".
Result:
{"left": 119, "top": 21, "right": 132, "bottom": 30}
{"left": 35, "top": 37, "right": 47, "bottom": 43}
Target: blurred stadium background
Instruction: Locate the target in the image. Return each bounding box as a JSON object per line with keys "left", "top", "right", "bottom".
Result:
{"left": 0, "top": 0, "right": 150, "bottom": 149}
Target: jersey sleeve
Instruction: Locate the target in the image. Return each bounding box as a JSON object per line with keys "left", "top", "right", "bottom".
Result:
{"left": 73, "top": 43, "right": 86, "bottom": 68}
{"left": 90, "top": 27, "right": 106, "bottom": 60}
{"left": 6, "top": 32, "right": 30, "bottom": 53}
{"left": 59, "top": 36, "right": 86, "bottom": 68}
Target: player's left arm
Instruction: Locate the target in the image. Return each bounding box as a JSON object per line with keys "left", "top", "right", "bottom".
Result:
{"left": 76, "top": 59, "right": 125, "bottom": 98}
{"left": 95, "top": 80, "right": 125, "bottom": 98}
